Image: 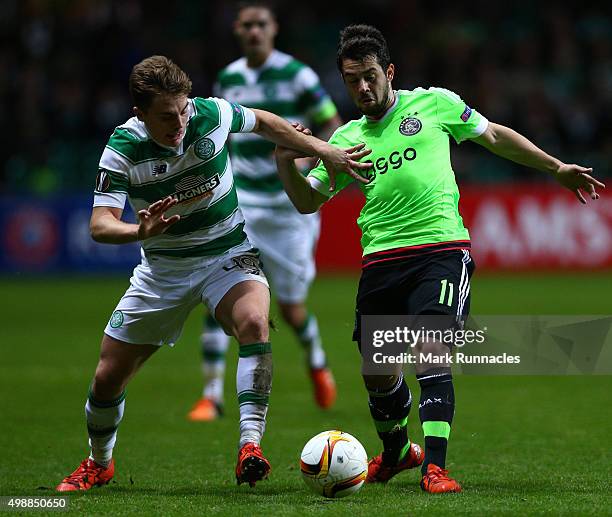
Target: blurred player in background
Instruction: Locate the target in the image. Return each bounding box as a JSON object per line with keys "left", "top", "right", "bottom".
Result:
{"left": 275, "top": 25, "right": 605, "bottom": 493}
{"left": 55, "top": 55, "right": 369, "bottom": 492}
{"left": 188, "top": 1, "right": 342, "bottom": 422}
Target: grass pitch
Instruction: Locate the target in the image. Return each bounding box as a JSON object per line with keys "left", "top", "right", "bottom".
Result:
{"left": 1, "top": 273, "right": 611, "bottom": 516}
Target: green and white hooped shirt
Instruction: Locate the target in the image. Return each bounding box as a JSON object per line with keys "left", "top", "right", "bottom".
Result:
{"left": 215, "top": 49, "right": 338, "bottom": 208}
{"left": 93, "top": 97, "right": 256, "bottom": 268}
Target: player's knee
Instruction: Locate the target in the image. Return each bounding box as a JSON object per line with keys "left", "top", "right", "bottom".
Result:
{"left": 235, "top": 311, "right": 269, "bottom": 344}
{"left": 417, "top": 339, "right": 452, "bottom": 357}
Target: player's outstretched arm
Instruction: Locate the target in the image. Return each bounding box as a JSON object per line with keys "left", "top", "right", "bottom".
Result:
{"left": 275, "top": 140, "right": 327, "bottom": 214}
{"left": 252, "top": 109, "right": 370, "bottom": 190}
{"left": 275, "top": 123, "right": 371, "bottom": 213}
{"left": 90, "top": 196, "right": 180, "bottom": 244}
{"left": 295, "top": 113, "right": 344, "bottom": 172}
{"left": 473, "top": 122, "right": 605, "bottom": 204}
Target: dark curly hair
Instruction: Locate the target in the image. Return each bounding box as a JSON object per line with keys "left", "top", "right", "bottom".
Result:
{"left": 336, "top": 24, "right": 391, "bottom": 74}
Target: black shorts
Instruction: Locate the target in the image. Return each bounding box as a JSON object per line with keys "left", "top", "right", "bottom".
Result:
{"left": 353, "top": 248, "right": 475, "bottom": 343}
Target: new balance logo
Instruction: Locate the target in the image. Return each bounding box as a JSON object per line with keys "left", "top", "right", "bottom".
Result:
{"left": 153, "top": 163, "right": 168, "bottom": 175}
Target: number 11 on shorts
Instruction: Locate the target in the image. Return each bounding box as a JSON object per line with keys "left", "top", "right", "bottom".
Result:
{"left": 439, "top": 279, "right": 454, "bottom": 306}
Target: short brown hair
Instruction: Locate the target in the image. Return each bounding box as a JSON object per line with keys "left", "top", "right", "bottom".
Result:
{"left": 128, "top": 55, "right": 192, "bottom": 110}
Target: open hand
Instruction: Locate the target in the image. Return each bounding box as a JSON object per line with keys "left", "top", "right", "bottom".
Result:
{"left": 554, "top": 164, "right": 605, "bottom": 204}
{"left": 137, "top": 196, "right": 181, "bottom": 240}
{"left": 321, "top": 143, "right": 372, "bottom": 191}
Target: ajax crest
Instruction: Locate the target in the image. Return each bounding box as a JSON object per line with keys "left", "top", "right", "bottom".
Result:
{"left": 399, "top": 117, "right": 422, "bottom": 136}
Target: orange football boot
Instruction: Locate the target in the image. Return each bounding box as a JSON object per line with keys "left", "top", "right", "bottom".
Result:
{"left": 366, "top": 442, "right": 424, "bottom": 483}
{"left": 310, "top": 367, "right": 337, "bottom": 409}
{"left": 235, "top": 442, "right": 271, "bottom": 487}
{"left": 420, "top": 463, "right": 462, "bottom": 493}
{"left": 187, "top": 397, "right": 222, "bottom": 422}
{"left": 56, "top": 458, "right": 115, "bottom": 492}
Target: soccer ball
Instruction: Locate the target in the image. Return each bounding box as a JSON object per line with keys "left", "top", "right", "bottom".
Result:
{"left": 299, "top": 430, "right": 368, "bottom": 498}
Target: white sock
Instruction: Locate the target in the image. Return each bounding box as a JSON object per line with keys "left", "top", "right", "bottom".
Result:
{"left": 85, "top": 390, "right": 125, "bottom": 467}
{"left": 201, "top": 323, "right": 230, "bottom": 403}
{"left": 236, "top": 342, "right": 272, "bottom": 447}
{"left": 297, "top": 314, "right": 326, "bottom": 369}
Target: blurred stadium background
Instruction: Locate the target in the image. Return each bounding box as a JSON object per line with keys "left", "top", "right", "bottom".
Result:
{"left": 1, "top": 1, "right": 611, "bottom": 514}
{"left": 1, "top": 0, "right": 611, "bottom": 273}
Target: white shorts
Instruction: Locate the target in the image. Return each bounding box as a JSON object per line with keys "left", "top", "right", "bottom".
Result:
{"left": 241, "top": 205, "right": 320, "bottom": 304}
{"left": 104, "top": 242, "right": 269, "bottom": 346}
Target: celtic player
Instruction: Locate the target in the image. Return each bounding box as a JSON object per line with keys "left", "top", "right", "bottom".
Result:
{"left": 188, "top": 1, "right": 341, "bottom": 422}
{"left": 275, "top": 26, "right": 604, "bottom": 493}
{"left": 55, "top": 55, "right": 369, "bottom": 492}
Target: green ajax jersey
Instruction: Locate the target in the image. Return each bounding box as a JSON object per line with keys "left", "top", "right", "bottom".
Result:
{"left": 93, "top": 97, "right": 255, "bottom": 266}
{"left": 308, "top": 88, "right": 488, "bottom": 256}
{"left": 216, "top": 50, "right": 338, "bottom": 208}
